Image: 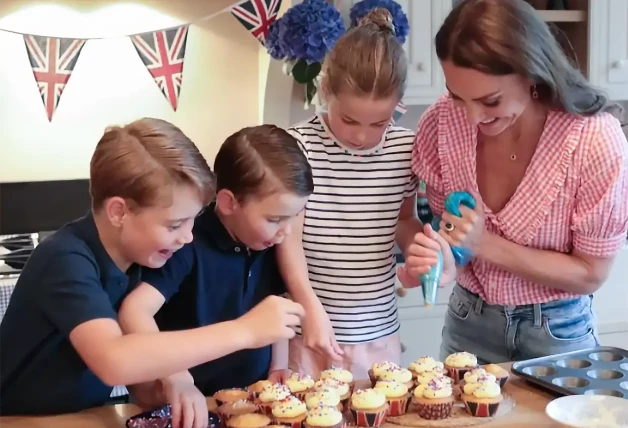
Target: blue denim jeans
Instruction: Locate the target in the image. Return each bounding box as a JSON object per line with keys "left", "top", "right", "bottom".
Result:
{"left": 440, "top": 284, "right": 600, "bottom": 364}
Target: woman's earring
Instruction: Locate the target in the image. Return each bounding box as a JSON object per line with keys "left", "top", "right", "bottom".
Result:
{"left": 532, "top": 85, "right": 539, "bottom": 99}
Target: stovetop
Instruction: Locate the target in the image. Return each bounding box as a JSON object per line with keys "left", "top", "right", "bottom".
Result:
{"left": 0, "top": 233, "right": 40, "bottom": 279}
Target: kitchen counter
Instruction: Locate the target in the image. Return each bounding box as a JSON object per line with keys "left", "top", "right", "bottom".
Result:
{"left": 0, "top": 364, "right": 565, "bottom": 428}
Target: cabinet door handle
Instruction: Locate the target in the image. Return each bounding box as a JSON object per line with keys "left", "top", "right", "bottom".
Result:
{"left": 416, "top": 62, "right": 424, "bottom": 72}
{"left": 612, "top": 59, "right": 628, "bottom": 69}
{"left": 401, "top": 342, "right": 407, "bottom": 353}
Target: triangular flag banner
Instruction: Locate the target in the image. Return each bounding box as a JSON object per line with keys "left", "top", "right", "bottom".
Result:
{"left": 392, "top": 102, "right": 408, "bottom": 124}
{"left": 23, "top": 35, "right": 85, "bottom": 121}
{"left": 131, "top": 26, "right": 189, "bottom": 111}
{"left": 231, "top": 0, "right": 282, "bottom": 45}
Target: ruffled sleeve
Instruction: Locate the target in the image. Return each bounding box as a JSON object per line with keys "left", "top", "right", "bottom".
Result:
{"left": 572, "top": 114, "right": 628, "bottom": 257}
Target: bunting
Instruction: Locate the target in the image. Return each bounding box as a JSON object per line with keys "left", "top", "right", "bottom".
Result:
{"left": 231, "top": 0, "right": 282, "bottom": 44}
{"left": 130, "top": 26, "right": 189, "bottom": 111}
{"left": 23, "top": 35, "right": 85, "bottom": 121}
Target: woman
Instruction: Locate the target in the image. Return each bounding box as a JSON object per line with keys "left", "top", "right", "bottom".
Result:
{"left": 403, "top": 0, "right": 628, "bottom": 363}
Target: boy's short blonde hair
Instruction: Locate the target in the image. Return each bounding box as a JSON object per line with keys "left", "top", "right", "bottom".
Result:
{"left": 90, "top": 118, "right": 215, "bottom": 210}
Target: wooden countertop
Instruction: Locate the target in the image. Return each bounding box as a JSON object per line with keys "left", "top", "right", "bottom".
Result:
{"left": 0, "top": 364, "right": 564, "bottom": 428}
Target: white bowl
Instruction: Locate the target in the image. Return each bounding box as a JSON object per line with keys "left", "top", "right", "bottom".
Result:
{"left": 546, "top": 395, "right": 628, "bottom": 428}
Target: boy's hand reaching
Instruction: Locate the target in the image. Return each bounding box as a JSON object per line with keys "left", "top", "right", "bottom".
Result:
{"left": 268, "top": 368, "right": 292, "bottom": 384}
{"left": 398, "top": 224, "right": 456, "bottom": 288}
{"left": 159, "top": 371, "right": 207, "bottom": 428}
{"left": 235, "top": 296, "right": 304, "bottom": 349}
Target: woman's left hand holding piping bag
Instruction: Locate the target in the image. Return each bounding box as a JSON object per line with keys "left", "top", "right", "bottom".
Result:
{"left": 397, "top": 223, "right": 457, "bottom": 290}
{"left": 440, "top": 190, "right": 486, "bottom": 254}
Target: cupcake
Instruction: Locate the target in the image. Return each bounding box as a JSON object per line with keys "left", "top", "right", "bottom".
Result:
{"left": 256, "top": 383, "right": 292, "bottom": 416}
{"left": 215, "top": 388, "right": 251, "bottom": 406}
{"left": 412, "top": 378, "right": 455, "bottom": 420}
{"left": 377, "top": 367, "right": 414, "bottom": 390}
{"left": 483, "top": 364, "right": 510, "bottom": 388}
{"left": 218, "top": 400, "right": 259, "bottom": 423}
{"left": 313, "top": 378, "right": 350, "bottom": 407}
{"left": 368, "top": 361, "right": 400, "bottom": 386}
{"left": 461, "top": 380, "right": 503, "bottom": 417}
{"left": 373, "top": 380, "right": 410, "bottom": 416}
{"left": 444, "top": 352, "right": 478, "bottom": 383}
{"left": 408, "top": 356, "right": 444, "bottom": 379}
{"left": 349, "top": 388, "right": 388, "bottom": 428}
{"left": 304, "top": 405, "right": 345, "bottom": 428}
{"left": 271, "top": 396, "right": 307, "bottom": 428}
{"left": 285, "top": 373, "right": 315, "bottom": 400}
{"left": 305, "top": 388, "right": 342, "bottom": 411}
{"left": 415, "top": 367, "right": 452, "bottom": 387}
{"left": 320, "top": 367, "right": 355, "bottom": 394}
{"left": 227, "top": 413, "right": 271, "bottom": 428}
{"left": 249, "top": 380, "right": 273, "bottom": 400}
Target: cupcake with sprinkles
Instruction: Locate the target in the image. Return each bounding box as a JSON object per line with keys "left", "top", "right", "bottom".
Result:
{"left": 319, "top": 366, "right": 355, "bottom": 394}
{"left": 215, "top": 388, "right": 251, "bottom": 406}
{"left": 414, "top": 367, "right": 452, "bottom": 387}
{"left": 483, "top": 364, "right": 510, "bottom": 388}
{"left": 444, "top": 352, "right": 478, "bottom": 383}
{"left": 304, "top": 405, "right": 345, "bottom": 428}
{"left": 377, "top": 367, "right": 414, "bottom": 390}
{"left": 408, "top": 356, "right": 444, "bottom": 379}
{"left": 368, "top": 361, "right": 400, "bottom": 387}
{"left": 373, "top": 380, "right": 411, "bottom": 416}
{"left": 218, "top": 399, "right": 259, "bottom": 423}
{"left": 412, "top": 377, "right": 455, "bottom": 420}
{"left": 314, "top": 378, "right": 350, "bottom": 407}
{"left": 461, "top": 379, "right": 503, "bottom": 417}
{"left": 271, "top": 395, "right": 307, "bottom": 428}
{"left": 349, "top": 388, "right": 388, "bottom": 428}
{"left": 285, "top": 373, "right": 315, "bottom": 400}
{"left": 256, "top": 383, "right": 292, "bottom": 416}
{"left": 226, "top": 413, "right": 272, "bottom": 428}
{"left": 249, "top": 380, "right": 273, "bottom": 400}
{"left": 305, "top": 388, "right": 342, "bottom": 411}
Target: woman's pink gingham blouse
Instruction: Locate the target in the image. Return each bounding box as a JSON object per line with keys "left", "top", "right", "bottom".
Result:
{"left": 412, "top": 95, "right": 628, "bottom": 305}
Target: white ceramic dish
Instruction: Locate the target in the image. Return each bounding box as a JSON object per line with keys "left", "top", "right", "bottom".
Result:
{"left": 546, "top": 395, "right": 628, "bottom": 428}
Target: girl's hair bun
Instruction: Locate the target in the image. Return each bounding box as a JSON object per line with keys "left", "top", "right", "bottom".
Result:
{"left": 358, "top": 7, "right": 395, "bottom": 35}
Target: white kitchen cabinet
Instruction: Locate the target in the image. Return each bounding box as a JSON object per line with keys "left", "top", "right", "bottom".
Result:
{"left": 335, "top": 0, "right": 452, "bottom": 105}
{"left": 589, "top": 0, "right": 628, "bottom": 100}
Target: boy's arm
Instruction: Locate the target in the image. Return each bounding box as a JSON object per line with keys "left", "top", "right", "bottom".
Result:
{"left": 275, "top": 212, "right": 343, "bottom": 359}
{"left": 37, "top": 251, "right": 303, "bottom": 387}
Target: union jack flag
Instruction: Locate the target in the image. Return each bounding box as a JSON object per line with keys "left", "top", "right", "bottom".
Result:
{"left": 131, "top": 26, "right": 189, "bottom": 111}
{"left": 392, "top": 102, "right": 408, "bottom": 124}
{"left": 23, "top": 35, "right": 85, "bottom": 121}
{"left": 231, "top": 0, "right": 282, "bottom": 44}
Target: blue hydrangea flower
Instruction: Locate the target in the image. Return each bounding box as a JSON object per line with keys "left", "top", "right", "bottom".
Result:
{"left": 265, "top": 0, "right": 345, "bottom": 64}
{"left": 349, "top": 0, "right": 409, "bottom": 44}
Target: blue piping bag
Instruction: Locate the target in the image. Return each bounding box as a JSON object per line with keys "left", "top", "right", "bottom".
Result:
{"left": 419, "top": 191, "right": 477, "bottom": 307}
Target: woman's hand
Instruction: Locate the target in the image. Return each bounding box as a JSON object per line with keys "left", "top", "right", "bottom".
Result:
{"left": 440, "top": 191, "right": 486, "bottom": 252}
{"left": 301, "top": 303, "right": 344, "bottom": 361}
{"left": 398, "top": 224, "right": 456, "bottom": 287}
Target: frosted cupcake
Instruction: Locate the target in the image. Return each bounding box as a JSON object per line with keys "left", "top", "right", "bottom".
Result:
{"left": 408, "top": 356, "right": 444, "bottom": 379}
{"left": 249, "top": 380, "right": 273, "bottom": 400}
{"left": 368, "top": 361, "right": 400, "bottom": 386}
{"left": 304, "top": 405, "right": 345, "bottom": 428}
{"left": 218, "top": 399, "right": 259, "bottom": 422}
{"left": 305, "top": 388, "right": 342, "bottom": 411}
{"left": 227, "top": 413, "right": 271, "bottom": 428}
{"left": 378, "top": 367, "right": 414, "bottom": 390}
{"left": 461, "top": 380, "right": 503, "bottom": 417}
{"left": 314, "top": 378, "right": 350, "bottom": 406}
{"left": 373, "top": 380, "right": 410, "bottom": 416}
{"left": 483, "top": 364, "right": 510, "bottom": 388}
{"left": 271, "top": 396, "right": 307, "bottom": 428}
{"left": 215, "top": 388, "right": 251, "bottom": 406}
{"left": 320, "top": 367, "right": 355, "bottom": 393}
{"left": 412, "top": 378, "right": 455, "bottom": 420}
{"left": 444, "top": 352, "right": 478, "bottom": 383}
{"left": 285, "top": 373, "right": 315, "bottom": 400}
{"left": 349, "top": 389, "right": 388, "bottom": 428}
{"left": 256, "top": 383, "right": 292, "bottom": 416}
{"left": 415, "top": 368, "right": 452, "bottom": 387}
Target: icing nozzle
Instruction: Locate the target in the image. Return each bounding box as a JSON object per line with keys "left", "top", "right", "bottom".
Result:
{"left": 420, "top": 250, "right": 443, "bottom": 307}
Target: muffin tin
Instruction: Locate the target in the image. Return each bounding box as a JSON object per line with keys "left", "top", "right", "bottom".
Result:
{"left": 512, "top": 346, "right": 628, "bottom": 398}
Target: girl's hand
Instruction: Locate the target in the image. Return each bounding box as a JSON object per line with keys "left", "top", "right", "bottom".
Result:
{"left": 268, "top": 369, "right": 292, "bottom": 384}
{"left": 397, "top": 224, "right": 456, "bottom": 288}
{"left": 440, "top": 191, "right": 486, "bottom": 252}
{"left": 302, "top": 303, "right": 344, "bottom": 361}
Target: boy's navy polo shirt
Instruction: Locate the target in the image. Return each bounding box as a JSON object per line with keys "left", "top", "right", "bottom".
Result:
{"left": 0, "top": 214, "right": 140, "bottom": 416}
{"left": 141, "top": 206, "right": 285, "bottom": 396}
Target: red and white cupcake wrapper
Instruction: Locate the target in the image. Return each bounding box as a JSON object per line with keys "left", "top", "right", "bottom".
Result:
{"left": 350, "top": 407, "right": 388, "bottom": 428}
{"left": 464, "top": 400, "right": 501, "bottom": 417}
{"left": 256, "top": 401, "right": 274, "bottom": 416}
{"left": 273, "top": 419, "right": 305, "bottom": 428}
{"left": 386, "top": 396, "right": 411, "bottom": 416}
{"left": 414, "top": 400, "right": 454, "bottom": 420}
{"left": 446, "top": 366, "right": 475, "bottom": 383}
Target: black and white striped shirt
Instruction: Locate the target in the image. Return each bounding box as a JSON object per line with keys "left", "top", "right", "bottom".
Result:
{"left": 289, "top": 115, "right": 417, "bottom": 343}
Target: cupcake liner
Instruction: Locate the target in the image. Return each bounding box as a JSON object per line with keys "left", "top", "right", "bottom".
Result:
{"left": 304, "top": 421, "right": 346, "bottom": 428}
{"left": 495, "top": 375, "right": 508, "bottom": 389}
{"left": 350, "top": 406, "right": 388, "bottom": 428}
{"left": 272, "top": 417, "right": 306, "bottom": 428}
{"left": 463, "top": 399, "right": 501, "bottom": 417}
{"left": 256, "top": 401, "right": 274, "bottom": 417}
{"left": 386, "top": 395, "right": 411, "bottom": 416}
{"left": 414, "top": 400, "right": 454, "bottom": 420}
{"left": 445, "top": 366, "right": 475, "bottom": 383}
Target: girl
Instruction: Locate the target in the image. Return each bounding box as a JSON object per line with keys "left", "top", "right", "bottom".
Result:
{"left": 277, "top": 8, "right": 450, "bottom": 379}
{"left": 406, "top": 0, "right": 628, "bottom": 363}
{"left": 119, "top": 125, "right": 313, "bottom": 428}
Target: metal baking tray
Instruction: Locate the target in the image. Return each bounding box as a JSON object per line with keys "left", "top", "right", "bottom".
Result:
{"left": 512, "top": 346, "right": 628, "bottom": 398}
